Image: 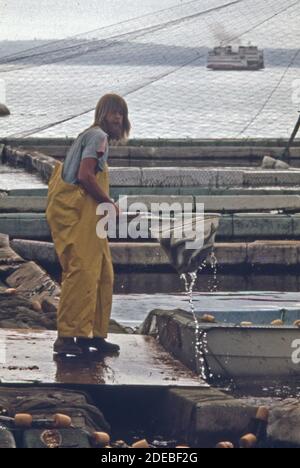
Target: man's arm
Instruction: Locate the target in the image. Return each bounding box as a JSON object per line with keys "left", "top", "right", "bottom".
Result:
{"left": 78, "top": 158, "right": 119, "bottom": 214}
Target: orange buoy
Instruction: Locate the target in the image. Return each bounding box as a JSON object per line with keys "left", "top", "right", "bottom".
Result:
{"left": 92, "top": 432, "right": 111, "bottom": 447}
{"left": 53, "top": 413, "right": 72, "bottom": 428}
{"left": 216, "top": 441, "right": 234, "bottom": 449}
{"left": 201, "top": 314, "right": 216, "bottom": 323}
{"left": 271, "top": 319, "right": 284, "bottom": 326}
{"left": 14, "top": 413, "right": 33, "bottom": 428}
{"left": 5, "top": 288, "right": 17, "bottom": 296}
{"left": 239, "top": 434, "right": 257, "bottom": 448}
{"left": 240, "top": 322, "right": 253, "bottom": 327}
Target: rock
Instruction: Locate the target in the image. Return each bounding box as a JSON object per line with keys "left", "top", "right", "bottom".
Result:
{"left": 0, "top": 103, "right": 10, "bottom": 117}
{"left": 261, "top": 156, "right": 291, "bottom": 171}
{"left": 268, "top": 400, "right": 300, "bottom": 448}
{"left": 274, "top": 160, "right": 290, "bottom": 170}
{"left": 261, "top": 155, "right": 276, "bottom": 169}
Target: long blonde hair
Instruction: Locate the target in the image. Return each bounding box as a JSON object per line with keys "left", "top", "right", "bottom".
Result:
{"left": 91, "top": 93, "right": 131, "bottom": 143}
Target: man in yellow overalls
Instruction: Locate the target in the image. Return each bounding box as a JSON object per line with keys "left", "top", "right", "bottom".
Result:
{"left": 46, "top": 94, "right": 131, "bottom": 356}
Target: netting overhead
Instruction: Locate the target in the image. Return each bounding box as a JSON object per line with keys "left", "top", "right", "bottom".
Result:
{"left": 0, "top": 0, "right": 299, "bottom": 139}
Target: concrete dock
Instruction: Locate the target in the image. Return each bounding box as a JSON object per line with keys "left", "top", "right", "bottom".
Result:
{"left": 0, "top": 329, "right": 202, "bottom": 387}
{"left": 2, "top": 141, "right": 300, "bottom": 269}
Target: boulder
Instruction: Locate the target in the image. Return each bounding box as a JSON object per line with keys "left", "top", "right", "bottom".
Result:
{"left": 0, "top": 103, "right": 10, "bottom": 116}
{"left": 261, "top": 155, "right": 276, "bottom": 169}
{"left": 274, "top": 160, "right": 290, "bottom": 170}
{"left": 268, "top": 400, "right": 300, "bottom": 448}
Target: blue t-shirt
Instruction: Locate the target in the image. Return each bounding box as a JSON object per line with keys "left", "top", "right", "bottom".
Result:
{"left": 62, "top": 127, "right": 109, "bottom": 184}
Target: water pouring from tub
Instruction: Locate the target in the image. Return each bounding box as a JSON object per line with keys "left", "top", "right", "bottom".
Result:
{"left": 149, "top": 212, "right": 221, "bottom": 381}
{"left": 118, "top": 210, "right": 220, "bottom": 275}
{"left": 149, "top": 213, "right": 220, "bottom": 276}
{"left": 114, "top": 208, "right": 221, "bottom": 380}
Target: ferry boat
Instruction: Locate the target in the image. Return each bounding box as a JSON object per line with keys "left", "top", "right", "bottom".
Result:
{"left": 207, "top": 45, "right": 264, "bottom": 71}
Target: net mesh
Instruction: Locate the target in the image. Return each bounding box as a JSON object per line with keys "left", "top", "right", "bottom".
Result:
{"left": 0, "top": 0, "right": 299, "bottom": 139}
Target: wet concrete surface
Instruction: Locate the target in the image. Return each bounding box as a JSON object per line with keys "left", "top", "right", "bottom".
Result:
{"left": 0, "top": 329, "right": 203, "bottom": 387}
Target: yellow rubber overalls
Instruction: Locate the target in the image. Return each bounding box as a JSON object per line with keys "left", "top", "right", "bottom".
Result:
{"left": 46, "top": 162, "right": 114, "bottom": 339}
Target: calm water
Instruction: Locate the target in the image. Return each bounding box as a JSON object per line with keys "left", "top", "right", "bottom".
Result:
{"left": 0, "top": 0, "right": 183, "bottom": 40}
{"left": 45, "top": 265, "right": 300, "bottom": 295}
{"left": 1, "top": 0, "right": 299, "bottom": 140}
{"left": 114, "top": 270, "right": 300, "bottom": 294}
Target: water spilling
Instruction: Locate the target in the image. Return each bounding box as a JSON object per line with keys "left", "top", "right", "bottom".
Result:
{"left": 151, "top": 213, "right": 220, "bottom": 276}
{"left": 151, "top": 213, "right": 221, "bottom": 381}
{"left": 208, "top": 250, "right": 219, "bottom": 293}
{"left": 180, "top": 259, "right": 213, "bottom": 382}
{"left": 152, "top": 213, "right": 220, "bottom": 381}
